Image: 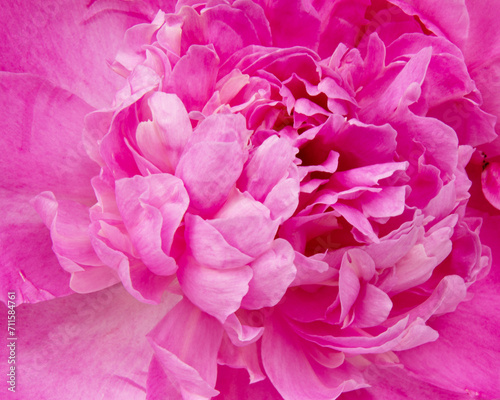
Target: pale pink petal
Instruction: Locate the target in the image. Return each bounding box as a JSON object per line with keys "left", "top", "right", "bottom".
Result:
{"left": 210, "top": 190, "right": 280, "bottom": 257}
{"left": 185, "top": 214, "right": 254, "bottom": 269}
{"left": 241, "top": 239, "right": 296, "bottom": 309}
{"left": 0, "top": 285, "right": 179, "bottom": 399}
{"left": 178, "top": 255, "right": 253, "bottom": 323}
{"left": 115, "top": 174, "right": 189, "bottom": 276}
{"left": 147, "top": 298, "right": 223, "bottom": 399}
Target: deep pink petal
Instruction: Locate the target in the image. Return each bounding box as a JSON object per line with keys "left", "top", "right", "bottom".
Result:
{"left": 481, "top": 161, "right": 500, "bottom": 210}
{"left": 387, "top": 0, "right": 469, "bottom": 47}
{"left": 339, "top": 365, "right": 472, "bottom": 400}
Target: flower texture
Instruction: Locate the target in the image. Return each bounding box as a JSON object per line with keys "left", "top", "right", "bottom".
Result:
{"left": 1, "top": 0, "right": 500, "bottom": 399}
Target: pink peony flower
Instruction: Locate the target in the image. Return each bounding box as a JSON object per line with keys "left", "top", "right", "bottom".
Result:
{"left": 1, "top": 0, "right": 500, "bottom": 399}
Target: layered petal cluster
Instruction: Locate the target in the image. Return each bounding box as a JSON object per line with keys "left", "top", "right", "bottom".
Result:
{"left": 2, "top": 0, "right": 500, "bottom": 399}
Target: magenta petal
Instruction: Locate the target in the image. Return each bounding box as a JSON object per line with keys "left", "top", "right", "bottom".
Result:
{"left": 217, "top": 336, "right": 265, "bottom": 384}
{"left": 115, "top": 174, "right": 189, "bottom": 276}
{"left": 262, "top": 315, "right": 352, "bottom": 400}
{"left": 0, "top": 285, "right": 177, "bottom": 399}
{"left": 224, "top": 313, "right": 264, "bottom": 346}
{"left": 147, "top": 298, "right": 223, "bottom": 399}
{"left": 396, "top": 280, "right": 500, "bottom": 398}
{"left": 258, "top": 0, "right": 321, "bottom": 49}
{"left": 215, "top": 365, "right": 283, "bottom": 399}
{"left": 481, "top": 161, "right": 500, "bottom": 210}
{"left": 1, "top": 72, "right": 98, "bottom": 304}
{"left": 387, "top": 0, "right": 470, "bottom": 47}
{"left": 178, "top": 256, "right": 253, "bottom": 323}
{"left": 242, "top": 239, "right": 297, "bottom": 309}
{"left": 340, "top": 365, "right": 472, "bottom": 400}
{"left": 0, "top": 1, "right": 149, "bottom": 108}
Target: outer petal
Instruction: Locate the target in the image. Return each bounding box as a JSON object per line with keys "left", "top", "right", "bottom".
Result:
{"left": 0, "top": 285, "right": 179, "bottom": 399}
{"left": 387, "top": 0, "right": 470, "bottom": 47}
{"left": 339, "top": 365, "right": 472, "bottom": 400}
{"left": 0, "top": 0, "right": 150, "bottom": 108}
{"left": 396, "top": 216, "right": 500, "bottom": 399}
{"left": 0, "top": 73, "right": 97, "bottom": 304}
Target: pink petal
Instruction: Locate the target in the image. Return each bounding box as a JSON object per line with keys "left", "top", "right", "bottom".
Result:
{"left": 136, "top": 92, "right": 192, "bottom": 174}
{"left": 262, "top": 315, "right": 359, "bottom": 400}
{"left": 359, "top": 47, "right": 432, "bottom": 123}
{"left": 147, "top": 298, "right": 223, "bottom": 399}
{"left": 256, "top": 0, "right": 321, "bottom": 49}
{"left": 397, "top": 284, "right": 500, "bottom": 398}
{"left": 185, "top": 213, "right": 254, "bottom": 269}
{"left": 217, "top": 337, "right": 265, "bottom": 385}
{"left": 0, "top": 0, "right": 150, "bottom": 108}
{"left": 214, "top": 365, "right": 283, "bottom": 400}
{"left": 223, "top": 313, "right": 264, "bottom": 346}
{"left": 167, "top": 44, "right": 219, "bottom": 112}
{"left": 340, "top": 365, "right": 472, "bottom": 400}
{"left": 0, "top": 285, "right": 178, "bottom": 399}
{"left": 90, "top": 230, "right": 171, "bottom": 304}
{"left": 481, "top": 161, "right": 500, "bottom": 210}
{"left": 176, "top": 140, "right": 246, "bottom": 217}
{"left": 210, "top": 190, "right": 280, "bottom": 258}
{"left": 242, "top": 239, "right": 297, "bottom": 309}
{"left": 115, "top": 174, "right": 189, "bottom": 276}
{"left": 178, "top": 255, "right": 253, "bottom": 323}
{"left": 353, "top": 284, "right": 392, "bottom": 328}
{"left": 238, "top": 135, "right": 297, "bottom": 202}
{"left": 387, "top": 0, "right": 470, "bottom": 47}
{"left": 0, "top": 73, "right": 97, "bottom": 304}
